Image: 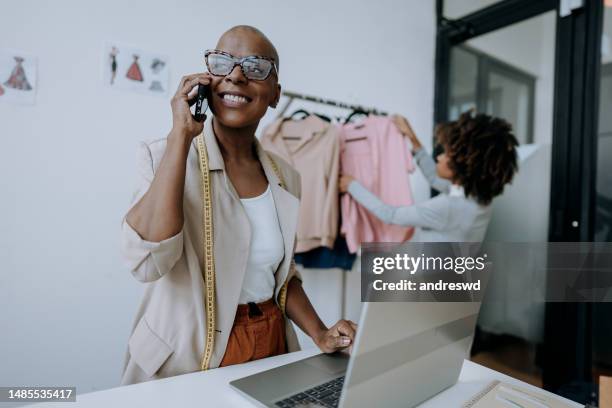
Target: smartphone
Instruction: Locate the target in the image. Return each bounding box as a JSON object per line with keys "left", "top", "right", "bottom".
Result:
{"left": 194, "top": 84, "right": 208, "bottom": 121}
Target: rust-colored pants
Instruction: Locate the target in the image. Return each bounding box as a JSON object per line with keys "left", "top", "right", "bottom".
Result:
{"left": 220, "top": 298, "right": 287, "bottom": 367}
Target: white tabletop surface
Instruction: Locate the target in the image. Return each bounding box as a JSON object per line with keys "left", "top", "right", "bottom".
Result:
{"left": 26, "top": 348, "right": 582, "bottom": 408}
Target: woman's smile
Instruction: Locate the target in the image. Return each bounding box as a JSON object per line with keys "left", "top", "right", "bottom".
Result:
{"left": 217, "top": 91, "right": 253, "bottom": 108}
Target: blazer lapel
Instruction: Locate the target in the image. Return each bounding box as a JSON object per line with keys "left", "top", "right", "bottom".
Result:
{"left": 191, "top": 121, "right": 300, "bottom": 367}
{"left": 194, "top": 119, "right": 252, "bottom": 368}
{"left": 271, "top": 183, "right": 299, "bottom": 296}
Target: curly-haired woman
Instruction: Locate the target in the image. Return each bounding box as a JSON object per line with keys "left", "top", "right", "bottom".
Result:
{"left": 339, "top": 112, "right": 519, "bottom": 242}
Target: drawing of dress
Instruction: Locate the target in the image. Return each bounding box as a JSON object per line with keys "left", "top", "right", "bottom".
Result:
{"left": 4, "top": 57, "right": 32, "bottom": 91}
{"left": 109, "top": 46, "right": 119, "bottom": 85}
{"left": 150, "top": 58, "right": 165, "bottom": 74}
{"left": 126, "top": 55, "right": 143, "bottom": 82}
{"left": 149, "top": 80, "right": 164, "bottom": 92}
{"left": 149, "top": 58, "right": 166, "bottom": 92}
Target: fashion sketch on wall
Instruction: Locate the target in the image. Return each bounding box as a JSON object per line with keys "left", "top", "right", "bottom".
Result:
{"left": 103, "top": 43, "right": 169, "bottom": 96}
{"left": 0, "top": 49, "right": 37, "bottom": 105}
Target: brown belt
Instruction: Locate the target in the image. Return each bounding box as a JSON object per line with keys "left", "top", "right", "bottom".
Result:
{"left": 219, "top": 298, "right": 287, "bottom": 367}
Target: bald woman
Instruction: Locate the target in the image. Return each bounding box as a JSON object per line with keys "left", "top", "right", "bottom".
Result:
{"left": 120, "top": 26, "right": 356, "bottom": 385}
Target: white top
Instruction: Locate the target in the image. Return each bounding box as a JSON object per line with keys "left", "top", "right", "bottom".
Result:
{"left": 238, "top": 184, "right": 284, "bottom": 304}
{"left": 347, "top": 148, "right": 492, "bottom": 243}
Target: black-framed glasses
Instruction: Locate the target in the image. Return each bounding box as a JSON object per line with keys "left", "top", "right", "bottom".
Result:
{"left": 204, "top": 49, "right": 278, "bottom": 81}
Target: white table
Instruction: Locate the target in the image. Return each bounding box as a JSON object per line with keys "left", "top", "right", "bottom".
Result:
{"left": 27, "top": 349, "right": 582, "bottom": 407}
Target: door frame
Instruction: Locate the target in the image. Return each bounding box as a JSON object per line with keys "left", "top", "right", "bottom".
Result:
{"left": 434, "top": 0, "right": 556, "bottom": 123}
{"left": 434, "top": 0, "right": 604, "bottom": 403}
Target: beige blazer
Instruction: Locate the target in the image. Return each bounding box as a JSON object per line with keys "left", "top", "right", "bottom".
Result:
{"left": 120, "top": 118, "right": 302, "bottom": 385}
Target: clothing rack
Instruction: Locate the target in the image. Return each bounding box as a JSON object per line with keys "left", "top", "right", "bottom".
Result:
{"left": 277, "top": 90, "right": 388, "bottom": 119}
{"left": 279, "top": 90, "right": 373, "bottom": 320}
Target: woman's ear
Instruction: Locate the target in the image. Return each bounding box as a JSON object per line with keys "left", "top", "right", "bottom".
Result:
{"left": 271, "top": 83, "right": 281, "bottom": 108}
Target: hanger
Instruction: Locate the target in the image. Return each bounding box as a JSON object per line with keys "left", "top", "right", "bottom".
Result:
{"left": 344, "top": 108, "right": 369, "bottom": 125}
{"left": 289, "top": 109, "right": 310, "bottom": 120}
{"left": 282, "top": 109, "right": 309, "bottom": 140}
{"left": 287, "top": 109, "right": 330, "bottom": 123}
{"left": 314, "top": 113, "right": 331, "bottom": 122}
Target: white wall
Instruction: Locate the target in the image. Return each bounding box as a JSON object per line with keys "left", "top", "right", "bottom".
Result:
{"left": 444, "top": 0, "right": 503, "bottom": 19}
{"left": 0, "top": 0, "right": 436, "bottom": 396}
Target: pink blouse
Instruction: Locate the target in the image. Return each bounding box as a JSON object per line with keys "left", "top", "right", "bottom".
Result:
{"left": 339, "top": 116, "right": 415, "bottom": 253}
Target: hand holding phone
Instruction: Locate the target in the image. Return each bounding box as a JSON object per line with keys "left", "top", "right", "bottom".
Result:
{"left": 170, "top": 74, "right": 210, "bottom": 139}
{"left": 194, "top": 84, "right": 208, "bottom": 122}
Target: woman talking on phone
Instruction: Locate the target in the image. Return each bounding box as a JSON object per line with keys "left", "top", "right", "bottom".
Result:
{"left": 120, "top": 26, "right": 356, "bottom": 385}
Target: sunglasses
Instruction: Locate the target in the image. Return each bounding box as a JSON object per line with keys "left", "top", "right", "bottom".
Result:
{"left": 204, "top": 49, "right": 278, "bottom": 81}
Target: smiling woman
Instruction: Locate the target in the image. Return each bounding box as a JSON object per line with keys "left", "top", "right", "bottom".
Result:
{"left": 119, "top": 25, "right": 357, "bottom": 385}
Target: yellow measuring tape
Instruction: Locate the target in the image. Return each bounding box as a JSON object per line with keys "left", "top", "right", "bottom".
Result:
{"left": 196, "top": 131, "right": 291, "bottom": 371}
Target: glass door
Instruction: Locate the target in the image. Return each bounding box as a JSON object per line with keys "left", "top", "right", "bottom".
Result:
{"left": 443, "top": 7, "right": 558, "bottom": 389}
{"left": 437, "top": 0, "right": 609, "bottom": 404}
{"left": 595, "top": 7, "right": 612, "bottom": 242}
{"left": 449, "top": 46, "right": 536, "bottom": 144}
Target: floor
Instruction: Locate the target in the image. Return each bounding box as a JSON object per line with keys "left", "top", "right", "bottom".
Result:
{"left": 470, "top": 331, "right": 543, "bottom": 388}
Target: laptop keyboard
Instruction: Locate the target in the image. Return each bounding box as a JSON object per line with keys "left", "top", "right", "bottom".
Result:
{"left": 274, "top": 376, "right": 345, "bottom": 407}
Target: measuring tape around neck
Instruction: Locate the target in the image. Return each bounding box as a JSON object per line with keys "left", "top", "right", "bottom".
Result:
{"left": 195, "top": 131, "right": 291, "bottom": 370}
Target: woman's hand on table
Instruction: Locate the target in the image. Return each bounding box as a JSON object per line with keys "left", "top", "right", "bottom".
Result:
{"left": 314, "top": 319, "right": 358, "bottom": 354}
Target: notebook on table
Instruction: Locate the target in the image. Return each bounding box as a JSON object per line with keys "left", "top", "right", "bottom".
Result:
{"left": 462, "top": 380, "right": 577, "bottom": 408}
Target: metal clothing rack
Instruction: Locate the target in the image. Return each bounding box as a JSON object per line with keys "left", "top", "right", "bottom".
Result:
{"left": 279, "top": 90, "right": 373, "bottom": 321}
{"left": 277, "top": 90, "right": 388, "bottom": 119}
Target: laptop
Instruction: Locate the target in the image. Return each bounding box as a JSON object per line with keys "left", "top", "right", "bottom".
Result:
{"left": 230, "top": 301, "right": 481, "bottom": 408}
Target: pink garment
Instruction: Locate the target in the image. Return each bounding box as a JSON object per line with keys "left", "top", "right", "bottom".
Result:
{"left": 339, "top": 116, "right": 415, "bottom": 253}
{"left": 261, "top": 115, "right": 340, "bottom": 253}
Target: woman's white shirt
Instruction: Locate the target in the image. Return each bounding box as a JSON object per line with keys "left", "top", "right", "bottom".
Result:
{"left": 238, "top": 184, "right": 285, "bottom": 304}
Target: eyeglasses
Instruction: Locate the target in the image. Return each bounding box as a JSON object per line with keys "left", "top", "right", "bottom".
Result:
{"left": 204, "top": 49, "right": 278, "bottom": 81}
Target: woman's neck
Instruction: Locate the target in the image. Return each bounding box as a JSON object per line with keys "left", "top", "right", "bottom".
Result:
{"left": 212, "top": 118, "right": 259, "bottom": 162}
